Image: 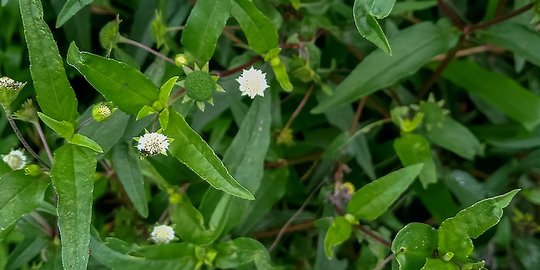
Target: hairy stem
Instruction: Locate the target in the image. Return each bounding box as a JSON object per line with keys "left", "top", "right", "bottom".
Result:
{"left": 7, "top": 115, "right": 50, "bottom": 168}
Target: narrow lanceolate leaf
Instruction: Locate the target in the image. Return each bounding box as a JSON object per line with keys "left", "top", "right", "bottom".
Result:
{"left": 232, "top": 0, "right": 278, "bottom": 54}
{"left": 347, "top": 164, "right": 423, "bottom": 221}
{"left": 51, "top": 144, "right": 97, "bottom": 270}
{"left": 394, "top": 134, "right": 437, "bottom": 188}
{"left": 419, "top": 100, "right": 482, "bottom": 160}
{"left": 353, "top": 1, "right": 391, "bottom": 55}
{"left": 392, "top": 223, "right": 438, "bottom": 270}
{"left": 481, "top": 22, "right": 540, "bottom": 67}
{"left": 67, "top": 43, "right": 159, "bottom": 115}
{"left": 324, "top": 216, "right": 352, "bottom": 258}
{"left": 0, "top": 171, "right": 48, "bottom": 233}
{"left": 443, "top": 60, "right": 540, "bottom": 131}
{"left": 112, "top": 143, "right": 148, "bottom": 217}
{"left": 313, "top": 22, "right": 457, "bottom": 113}
{"left": 437, "top": 189, "right": 519, "bottom": 261}
{"left": 56, "top": 0, "right": 94, "bottom": 28}
{"left": 181, "top": 0, "right": 232, "bottom": 66}
{"left": 20, "top": 0, "right": 78, "bottom": 123}
{"left": 165, "top": 109, "right": 254, "bottom": 200}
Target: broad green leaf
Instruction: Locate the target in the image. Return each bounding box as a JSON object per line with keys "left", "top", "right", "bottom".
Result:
{"left": 443, "top": 61, "right": 540, "bottom": 131}
{"left": 437, "top": 189, "right": 519, "bottom": 260}
{"left": 78, "top": 111, "right": 130, "bottom": 154}
{"left": 419, "top": 100, "right": 482, "bottom": 160}
{"left": 67, "top": 43, "right": 159, "bottom": 115}
{"left": 232, "top": 0, "right": 278, "bottom": 54}
{"left": 353, "top": 0, "right": 392, "bottom": 54}
{"left": 347, "top": 164, "right": 423, "bottom": 221}
{"left": 324, "top": 216, "right": 352, "bottom": 258}
{"left": 165, "top": 109, "right": 253, "bottom": 200}
{"left": 50, "top": 144, "right": 96, "bottom": 270}
{"left": 394, "top": 134, "right": 437, "bottom": 188}
{"left": 392, "top": 223, "right": 438, "bottom": 270}
{"left": 421, "top": 259, "right": 459, "bottom": 270}
{"left": 20, "top": 0, "right": 79, "bottom": 123}
{"left": 181, "top": 0, "right": 232, "bottom": 66}
{"left": 313, "top": 22, "right": 457, "bottom": 113}
{"left": 112, "top": 143, "right": 148, "bottom": 217}
{"left": 391, "top": 1, "right": 436, "bottom": 15}
{"left": 0, "top": 171, "right": 48, "bottom": 233}
{"left": 89, "top": 238, "right": 197, "bottom": 270}
{"left": 481, "top": 22, "right": 540, "bottom": 67}
{"left": 37, "top": 112, "right": 75, "bottom": 139}
{"left": 55, "top": 0, "right": 94, "bottom": 27}
{"left": 444, "top": 170, "right": 485, "bottom": 207}
{"left": 215, "top": 238, "right": 275, "bottom": 269}
{"left": 69, "top": 134, "right": 104, "bottom": 153}
{"left": 169, "top": 194, "right": 218, "bottom": 245}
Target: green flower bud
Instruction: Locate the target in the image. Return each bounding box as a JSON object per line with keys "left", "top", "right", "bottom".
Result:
{"left": 92, "top": 102, "right": 115, "bottom": 122}
{"left": 13, "top": 99, "right": 38, "bottom": 123}
{"left": 24, "top": 164, "right": 42, "bottom": 176}
{"left": 99, "top": 16, "right": 121, "bottom": 56}
{"left": 0, "top": 76, "right": 26, "bottom": 112}
{"left": 184, "top": 70, "right": 216, "bottom": 102}
{"left": 175, "top": 54, "right": 188, "bottom": 67}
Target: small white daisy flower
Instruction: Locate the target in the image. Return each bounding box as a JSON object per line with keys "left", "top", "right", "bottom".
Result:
{"left": 236, "top": 67, "right": 269, "bottom": 99}
{"left": 136, "top": 132, "right": 170, "bottom": 156}
{"left": 0, "top": 76, "right": 23, "bottom": 90}
{"left": 2, "top": 149, "right": 27, "bottom": 170}
{"left": 150, "top": 224, "right": 175, "bottom": 244}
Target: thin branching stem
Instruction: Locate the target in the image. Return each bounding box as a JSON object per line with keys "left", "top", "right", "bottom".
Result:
{"left": 7, "top": 115, "right": 50, "bottom": 168}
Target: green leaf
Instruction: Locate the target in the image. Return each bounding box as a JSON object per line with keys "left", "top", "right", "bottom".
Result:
{"left": 324, "top": 216, "right": 352, "bottom": 258}
{"left": 421, "top": 259, "right": 459, "bottom": 270}
{"left": 78, "top": 110, "right": 130, "bottom": 154}
{"left": 6, "top": 236, "right": 49, "bottom": 269}
{"left": 419, "top": 101, "right": 482, "bottom": 160}
{"left": 394, "top": 134, "right": 437, "bottom": 188}
{"left": 37, "top": 112, "right": 75, "bottom": 139}
{"left": 215, "top": 237, "right": 275, "bottom": 269}
{"left": 50, "top": 144, "right": 97, "bottom": 270}
{"left": 181, "top": 0, "right": 232, "bottom": 66}
{"left": 347, "top": 164, "right": 423, "bottom": 221}
{"left": 89, "top": 238, "right": 197, "bottom": 270}
{"left": 392, "top": 223, "right": 438, "bottom": 270}
{"left": 164, "top": 109, "right": 254, "bottom": 200}
{"left": 20, "top": 0, "right": 79, "bottom": 123}
{"left": 313, "top": 22, "right": 457, "bottom": 113}
{"left": 69, "top": 133, "right": 104, "bottom": 153}
{"left": 158, "top": 76, "right": 178, "bottom": 106}
{"left": 170, "top": 194, "right": 217, "bottom": 245}
{"left": 0, "top": 171, "right": 48, "bottom": 233}
{"left": 481, "top": 22, "right": 540, "bottom": 67}
{"left": 112, "top": 143, "right": 148, "bottom": 217}
{"left": 231, "top": 0, "right": 278, "bottom": 54}
{"left": 391, "top": 1, "right": 436, "bottom": 15}
{"left": 55, "top": 0, "right": 94, "bottom": 28}
{"left": 353, "top": 8, "right": 391, "bottom": 55}
{"left": 443, "top": 60, "right": 540, "bottom": 131}
{"left": 67, "top": 43, "right": 159, "bottom": 115}
{"left": 437, "top": 189, "right": 519, "bottom": 260}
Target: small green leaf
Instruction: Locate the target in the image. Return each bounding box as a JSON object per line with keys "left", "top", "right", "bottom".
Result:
{"left": 38, "top": 112, "right": 75, "bottom": 139}
{"left": 50, "top": 144, "right": 97, "bottom": 270}
{"left": 419, "top": 101, "right": 482, "bottom": 160}
{"left": 112, "top": 143, "right": 148, "bottom": 217}
{"left": 481, "top": 22, "right": 540, "bottom": 67}
{"left": 313, "top": 22, "right": 457, "bottom": 113}
{"left": 164, "top": 109, "right": 254, "bottom": 200}
{"left": 55, "top": 0, "right": 94, "bottom": 28}
{"left": 324, "top": 216, "right": 352, "bottom": 258}
{"left": 69, "top": 134, "right": 104, "bottom": 153}
{"left": 170, "top": 195, "right": 215, "bottom": 245}
{"left": 437, "top": 189, "right": 520, "bottom": 260}
{"left": 392, "top": 223, "right": 438, "bottom": 270}
{"left": 20, "top": 0, "right": 79, "bottom": 123}
{"left": 421, "top": 259, "right": 459, "bottom": 270}
{"left": 159, "top": 108, "right": 170, "bottom": 130}
{"left": 0, "top": 171, "right": 48, "bottom": 233}
{"left": 360, "top": 0, "right": 397, "bottom": 18}
{"left": 231, "top": 0, "right": 278, "bottom": 54}
{"left": 394, "top": 134, "right": 437, "bottom": 188}
{"left": 443, "top": 60, "right": 540, "bottom": 131}
{"left": 136, "top": 105, "right": 158, "bottom": 121}
{"left": 67, "top": 43, "right": 159, "bottom": 115}
{"left": 159, "top": 76, "right": 179, "bottom": 106}
{"left": 353, "top": 12, "right": 391, "bottom": 55}
{"left": 215, "top": 238, "right": 275, "bottom": 269}
{"left": 347, "top": 164, "right": 423, "bottom": 221}
{"left": 181, "top": 0, "right": 232, "bottom": 66}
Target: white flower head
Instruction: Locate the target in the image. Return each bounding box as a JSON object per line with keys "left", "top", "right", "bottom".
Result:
{"left": 150, "top": 224, "right": 175, "bottom": 244}
{"left": 2, "top": 149, "right": 27, "bottom": 170}
{"left": 0, "top": 76, "right": 24, "bottom": 90}
{"left": 136, "top": 132, "right": 170, "bottom": 156}
{"left": 236, "top": 67, "right": 269, "bottom": 99}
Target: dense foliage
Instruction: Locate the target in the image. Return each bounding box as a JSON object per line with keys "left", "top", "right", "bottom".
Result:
{"left": 1, "top": 0, "right": 540, "bottom": 269}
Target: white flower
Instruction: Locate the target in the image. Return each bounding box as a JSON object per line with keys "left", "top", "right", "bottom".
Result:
{"left": 236, "top": 67, "right": 269, "bottom": 99}
{"left": 150, "top": 224, "right": 175, "bottom": 244}
{"left": 136, "top": 132, "right": 170, "bottom": 156}
{"left": 2, "top": 149, "right": 27, "bottom": 170}
{"left": 0, "top": 76, "right": 23, "bottom": 90}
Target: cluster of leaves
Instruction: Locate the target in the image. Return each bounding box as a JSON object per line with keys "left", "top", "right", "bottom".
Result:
{"left": 1, "top": 0, "right": 540, "bottom": 269}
